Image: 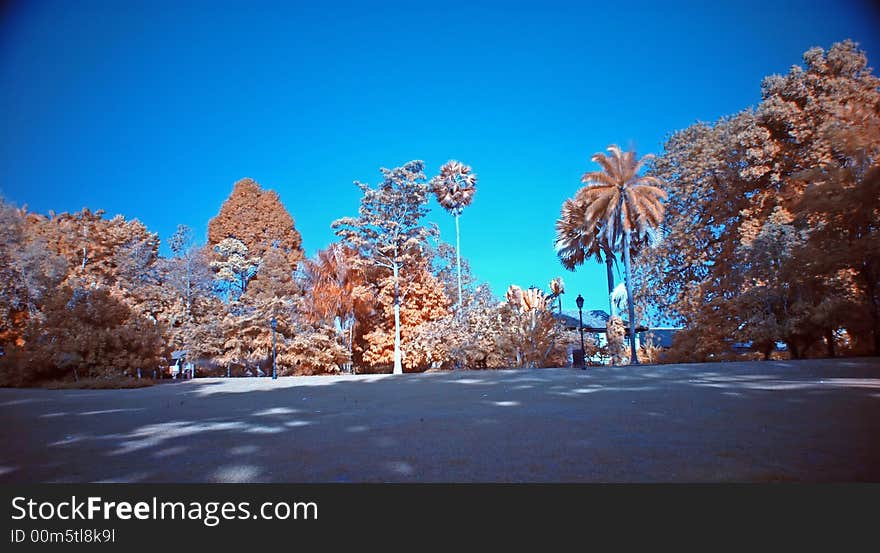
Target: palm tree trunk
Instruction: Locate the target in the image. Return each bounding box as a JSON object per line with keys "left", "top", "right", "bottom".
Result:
{"left": 606, "top": 255, "right": 615, "bottom": 313}
{"left": 455, "top": 214, "right": 463, "bottom": 310}
{"left": 623, "top": 232, "right": 639, "bottom": 365}
{"left": 392, "top": 262, "right": 403, "bottom": 375}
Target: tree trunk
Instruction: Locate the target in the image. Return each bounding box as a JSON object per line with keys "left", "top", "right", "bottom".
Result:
{"left": 623, "top": 232, "right": 639, "bottom": 365}
{"left": 868, "top": 280, "right": 880, "bottom": 355}
{"left": 857, "top": 263, "right": 879, "bottom": 355}
{"left": 347, "top": 317, "right": 354, "bottom": 373}
{"left": 392, "top": 263, "right": 403, "bottom": 375}
{"left": 788, "top": 340, "right": 801, "bottom": 359}
{"left": 455, "top": 214, "right": 463, "bottom": 311}
{"left": 606, "top": 254, "right": 615, "bottom": 313}
{"left": 185, "top": 262, "right": 192, "bottom": 318}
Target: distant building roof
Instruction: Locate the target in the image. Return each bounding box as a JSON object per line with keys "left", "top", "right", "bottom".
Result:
{"left": 556, "top": 309, "right": 610, "bottom": 331}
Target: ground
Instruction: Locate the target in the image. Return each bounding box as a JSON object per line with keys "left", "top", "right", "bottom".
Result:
{"left": 1, "top": 358, "right": 878, "bottom": 482}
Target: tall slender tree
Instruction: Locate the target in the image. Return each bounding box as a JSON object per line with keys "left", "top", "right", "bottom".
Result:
{"left": 161, "top": 224, "right": 217, "bottom": 358}
{"left": 558, "top": 145, "right": 666, "bottom": 364}
{"left": 430, "top": 161, "right": 477, "bottom": 310}
{"left": 333, "top": 161, "right": 436, "bottom": 374}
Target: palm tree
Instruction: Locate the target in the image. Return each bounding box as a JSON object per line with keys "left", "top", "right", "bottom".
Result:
{"left": 548, "top": 277, "right": 565, "bottom": 315}
{"left": 556, "top": 199, "right": 618, "bottom": 311}
{"left": 300, "top": 243, "right": 358, "bottom": 371}
{"left": 556, "top": 145, "right": 666, "bottom": 364}
{"left": 430, "top": 161, "right": 477, "bottom": 310}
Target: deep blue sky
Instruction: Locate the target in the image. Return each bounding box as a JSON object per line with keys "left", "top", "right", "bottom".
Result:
{"left": 2, "top": 0, "right": 878, "bottom": 315}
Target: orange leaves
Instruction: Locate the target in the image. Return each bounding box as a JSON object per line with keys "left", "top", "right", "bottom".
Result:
{"left": 300, "top": 243, "right": 361, "bottom": 326}
{"left": 549, "top": 277, "right": 565, "bottom": 297}
{"left": 333, "top": 161, "right": 439, "bottom": 374}
{"left": 360, "top": 265, "right": 451, "bottom": 369}
{"left": 33, "top": 285, "right": 164, "bottom": 381}
{"left": 640, "top": 40, "right": 880, "bottom": 359}
{"left": 207, "top": 178, "right": 304, "bottom": 269}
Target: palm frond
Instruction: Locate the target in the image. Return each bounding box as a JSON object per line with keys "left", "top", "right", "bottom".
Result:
{"left": 558, "top": 144, "right": 666, "bottom": 270}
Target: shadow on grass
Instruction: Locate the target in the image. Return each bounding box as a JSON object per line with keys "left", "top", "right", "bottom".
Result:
{"left": 0, "top": 357, "right": 879, "bottom": 483}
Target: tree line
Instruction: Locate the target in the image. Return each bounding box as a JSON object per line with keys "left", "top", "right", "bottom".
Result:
{"left": 0, "top": 163, "right": 580, "bottom": 385}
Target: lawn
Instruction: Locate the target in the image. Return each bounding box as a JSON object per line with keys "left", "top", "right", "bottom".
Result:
{"left": 1, "top": 357, "right": 878, "bottom": 483}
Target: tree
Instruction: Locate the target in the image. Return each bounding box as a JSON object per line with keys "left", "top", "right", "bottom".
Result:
{"left": 333, "top": 161, "right": 438, "bottom": 374}
{"left": 556, "top": 201, "right": 618, "bottom": 311}
{"left": 403, "top": 284, "right": 502, "bottom": 370}
{"left": 234, "top": 246, "right": 299, "bottom": 375}
{"left": 560, "top": 145, "right": 667, "bottom": 364}
{"left": 605, "top": 316, "right": 628, "bottom": 366}
{"left": 430, "top": 160, "right": 477, "bottom": 310}
{"left": 431, "top": 241, "right": 476, "bottom": 306}
{"left": 207, "top": 177, "right": 304, "bottom": 269}
{"left": 359, "top": 264, "right": 450, "bottom": 371}
{"left": 404, "top": 282, "right": 587, "bottom": 370}
{"left": 499, "top": 285, "right": 579, "bottom": 368}
{"left": 300, "top": 243, "right": 361, "bottom": 368}
{"left": 211, "top": 238, "right": 260, "bottom": 302}
{"left": 255, "top": 247, "right": 351, "bottom": 375}
{"left": 635, "top": 112, "right": 771, "bottom": 353}
{"left": 548, "top": 277, "right": 565, "bottom": 314}
{"left": 25, "top": 209, "right": 159, "bottom": 290}
{"left": 283, "top": 321, "right": 350, "bottom": 375}
{"left": 160, "top": 225, "right": 219, "bottom": 362}
{"left": 27, "top": 285, "right": 164, "bottom": 383}
{"left": 164, "top": 225, "right": 214, "bottom": 321}
{"left": 0, "top": 199, "right": 67, "bottom": 350}
{"left": 214, "top": 244, "right": 291, "bottom": 375}
{"left": 641, "top": 40, "right": 880, "bottom": 359}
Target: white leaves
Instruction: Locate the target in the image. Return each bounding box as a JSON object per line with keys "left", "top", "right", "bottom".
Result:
{"left": 430, "top": 160, "right": 477, "bottom": 215}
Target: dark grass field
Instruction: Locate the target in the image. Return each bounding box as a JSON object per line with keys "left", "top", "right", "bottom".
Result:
{"left": 1, "top": 357, "right": 878, "bottom": 482}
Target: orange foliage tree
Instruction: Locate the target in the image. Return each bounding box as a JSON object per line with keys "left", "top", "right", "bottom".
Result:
{"left": 0, "top": 200, "right": 67, "bottom": 350}
{"left": 637, "top": 40, "right": 880, "bottom": 359}
{"left": 360, "top": 263, "right": 451, "bottom": 371}
{"left": 333, "top": 161, "right": 438, "bottom": 374}
{"left": 207, "top": 177, "right": 304, "bottom": 269}
{"left": 6, "top": 285, "right": 164, "bottom": 384}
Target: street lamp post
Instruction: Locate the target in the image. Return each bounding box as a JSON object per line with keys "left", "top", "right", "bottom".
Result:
{"left": 576, "top": 294, "right": 586, "bottom": 369}
{"left": 270, "top": 317, "right": 277, "bottom": 380}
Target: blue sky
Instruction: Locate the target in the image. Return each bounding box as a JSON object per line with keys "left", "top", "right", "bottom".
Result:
{"left": 2, "top": 0, "right": 878, "bottom": 315}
